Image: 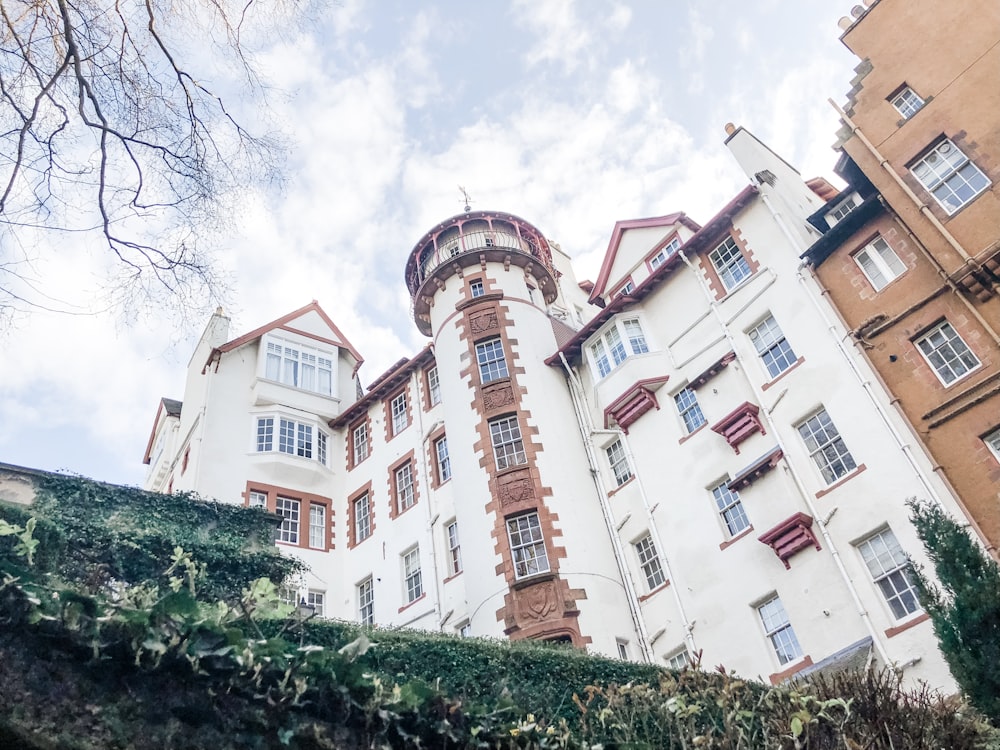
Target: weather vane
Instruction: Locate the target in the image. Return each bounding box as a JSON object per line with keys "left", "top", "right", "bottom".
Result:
{"left": 458, "top": 186, "right": 474, "bottom": 213}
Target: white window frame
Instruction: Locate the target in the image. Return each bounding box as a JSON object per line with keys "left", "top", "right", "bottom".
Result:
{"left": 634, "top": 534, "right": 666, "bottom": 591}
{"left": 435, "top": 436, "right": 451, "bottom": 483}
{"left": 616, "top": 639, "right": 629, "bottom": 659}
{"left": 458, "top": 622, "right": 472, "bottom": 637}
{"left": 665, "top": 648, "right": 690, "bottom": 670}
{"left": 248, "top": 490, "right": 267, "bottom": 509}
{"left": 263, "top": 335, "right": 334, "bottom": 396}
{"left": 797, "top": 408, "right": 858, "bottom": 485}
{"left": 358, "top": 577, "right": 374, "bottom": 625}
{"left": 308, "top": 502, "right": 326, "bottom": 549}
{"left": 588, "top": 317, "right": 650, "bottom": 379}
{"left": 507, "top": 513, "right": 550, "bottom": 579}
{"left": 709, "top": 236, "right": 752, "bottom": 291}
{"left": 749, "top": 315, "right": 797, "bottom": 379}
{"left": 757, "top": 595, "right": 803, "bottom": 666}
{"left": 275, "top": 496, "right": 300, "bottom": 545}
{"left": 890, "top": 86, "right": 924, "bottom": 120}
{"left": 606, "top": 439, "right": 632, "bottom": 486}
{"left": 910, "top": 139, "right": 990, "bottom": 215}
{"left": 353, "top": 493, "right": 371, "bottom": 543}
{"left": 984, "top": 427, "right": 1000, "bottom": 463}
{"left": 856, "top": 528, "right": 921, "bottom": 621}
{"left": 352, "top": 421, "right": 369, "bottom": 465}
{"left": 674, "top": 387, "right": 706, "bottom": 434}
{"left": 395, "top": 462, "right": 415, "bottom": 513}
{"left": 470, "top": 279, "right": 485, "bottom": 298}
{"left": 427, "top": 366, "right": 441, "bottom": 406}
{"left": 711, "top": 481, "right": 750, "bottom": 537}
{"left": 402, "top": 546, "right": 423, "bottom": 603}
{"left": 390, "top": 392, "right": 409, "bottom": 435}
{"left": 614, "top": 278, "right": 635, "bottom": 297}
{"left": 446, "top": 520, "right": 462, "bottom": 576}
{"left": 854, "top": 236, "right": 906, "bottom": 291}
{"left": 489, "top": 415, "right": 527, "bottom": 470}
{"left": 825, "top": 193, "right": 859, "bottom": 227}
{"left": 306, "top": 589, "right": 325, "bottom": 617}
{"left": 915, "top": 321, "right": 981, "bottom": 386}
{"left": 649, "top": 236, "right": 681, "bottom": 270}
{"left": 255, "top": 415, "right": 327, "bottom": 465}
{"left": 476, "top": 337, "right": 509, "bottom": 383}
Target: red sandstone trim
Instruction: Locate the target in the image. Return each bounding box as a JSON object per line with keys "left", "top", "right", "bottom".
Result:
{"left": 397, "top": 592, "right": 427, "bottom": 614}
{"left": 815, "top": 464, "right": 868, "bottom": 498}
{"left": 607, "top": 476, "right": 636, "bottom": 497}
{"left": 678, "top": 423, "right": 708, "bottom": 444}
{"left": 761, "top": 357, "right": 806, "bottom": 391}
{"left": 241, "top": 480, "right": 334, "bottom": 551}
{"left": 718, "top": 525, "right": 755, "bottom": 551}
{"left": 885, "top": 611, "right": 930, "bottom": 638}
{"left": 768, "top": 655, "right": 814, "bottom": 685}
{"left": 637, "top": 581, "right": 671, "bottom": 602}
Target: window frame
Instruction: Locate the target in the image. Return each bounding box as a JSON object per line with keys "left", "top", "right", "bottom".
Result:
{"left": 856, "top": 528, "right": 921, "bottom": 621}
{"left": 446, "top": 520, "right": 462, "bottom": 576}
{"left": 489, "top": 415, "right": 528, "bottom": 470}
{"left": 606, "top": 439, "right": 632, "bottom": 487}
{"left": 254, "top": 414, "right": 329, "bottom": 465}
{"left": 588, "top": 316, "right": 650, "bottom": 379}
{"left": 709, "top": 236, "right": 752, "bottom": 291}
{"left": 889, "top": 85, "right": 925, "bottom": 120}
{"left": 825, "top": 193, "right": 859, "bottom": 227}
{"left": 435, "top": 435, "right": 452, "bottom": 484}
{"left": 853, "top": 236, "right": 906, "bottom": 291}
{"left": 665, "top": 648, "right": 690, "bottom": 670}
{"left": 389, "top": 391, "right": 409, "bottom": 436}
{"left": 475, "top": 337, "right": 509, "bottom": 383}
{"left": 353, "top": 492, "right": 372, "bottom": 544}
{"left": 275, "top": 496, "right": 301, "bottom": 545}
{"left": 914, "top": 320, "right": 981, "bottom": 386}
{"left": 757, "top": 595, "right": 803, "bottom": 666}
{"left": 634, "top": 534, "right": 666, "bottom": 591}
{"left": 402, "top": 546, "right": 423, "bottom": 603}
{"left": 263, "top": 335, "right": 335, "bottom": 397}
{"left": 506, "top": 512, "right": 551, "bottom": 579}
{"left": 984, "top": 427, "right": 1000, "bottom": 463}
{"left": 674, "top": 387, "right": 706, "bottom": 434}
{"left": 796, "top": 408, "right": 858, "bottom": 485}
{"left": 711, "top": 480, "right": 750, "bottom": 537}
{"left": 394, "top": 462, "right": 416, "bottom": 514}
{"left": 470, "top": 278, "right": 485, "bottom": 298}
{"left": 351, "top": 420, "right": 370, "bottom": 466}
{"left": 308, "top": 502, "right": 326, "bottom": 549}
{"left": 748, "top": 315, "right": 797, "bottom": 379}
{"left": 306, "top": 589, "right": 325, "bottom": 618}
{"left": 649, "top": 236, "right": 682, "bottom": 270}
{"left": 426, "top": 366, "right": 441, "bottom": 406}
{"left": 358, "top": 577, "right": 374, "bottom": 625}
{"left": 910, "top": 139, "right": 991, "bottom": 215}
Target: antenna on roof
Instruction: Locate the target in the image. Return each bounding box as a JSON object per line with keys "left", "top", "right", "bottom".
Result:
{"left": 458, "top": 186, "right": 473, "bottom": 213}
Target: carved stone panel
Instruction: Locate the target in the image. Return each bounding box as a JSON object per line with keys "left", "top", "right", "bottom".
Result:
{"left": 481, "top": 381, "right": 515, "bottom": 412}
{"left": 516, "top": 580, "right": 558, "bottom": 622}
{"left": 469, "top": 310, "right": 499, "bottom": 335}
{"left": 496, "top": 469, "right": 536, "bottom": 507}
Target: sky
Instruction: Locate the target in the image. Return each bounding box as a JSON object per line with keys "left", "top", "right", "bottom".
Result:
{"left": 0, "top": 0, "right": 861, "bottom": 487}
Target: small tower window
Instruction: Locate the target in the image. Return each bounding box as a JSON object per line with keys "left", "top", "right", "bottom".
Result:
{"left": 470, "top": 279, "right": 485, "bottom": 298}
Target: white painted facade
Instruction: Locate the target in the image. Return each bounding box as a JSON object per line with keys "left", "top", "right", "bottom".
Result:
{"left": 143, "top": 130, "right": 964, "bottom": 690}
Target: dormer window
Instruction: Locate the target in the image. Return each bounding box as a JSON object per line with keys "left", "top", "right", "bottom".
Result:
{"left": 649, "top": 237, "right": 681, "bottom": 270}
{"left": 825, "top": 193, "right": 859, "bottom": 227}
{"left": 264, "top": 336, "right": 334, "bottom": 396}
{"left": 889, "top": 85, "right": 925, "bottom": 120}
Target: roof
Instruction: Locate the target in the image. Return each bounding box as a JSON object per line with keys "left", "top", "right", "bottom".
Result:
{"left": 547, "top": 185, "right": 759, "bottom": 368}
{"left": 801, "top": 194, "right": 884, "bottom": 268}
{"left": 142, "top": 397, "right": 183, "bottom": 464}
{"left": 205, "top": 301, "right": 364, "bottom": 375}
{"left": 588, "top": 213, "right": 702, "bottom": 303}
{"left": 329, "top": 346, "right": 435, "bottom": 429}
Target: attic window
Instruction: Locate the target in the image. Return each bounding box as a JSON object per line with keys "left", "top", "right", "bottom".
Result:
{"left": 264, "top": 336, "right": 334, "bottom": 396}
{"left": 825, "top": 193, "right": 859, "bottom": 227}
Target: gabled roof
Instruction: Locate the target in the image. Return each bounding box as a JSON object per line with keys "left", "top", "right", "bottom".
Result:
{"left": 549, "top": 185, "right": 758, "bottom": 367}
{"left": 329, "top": 345, "right": 435, "bottom": 429}
{"left": 142, "top": 397, "right": 183, "bottom": 464}
{"left": 588, "top": 213, "right": 702, "bottom": 303}
{"left": 204, "top": 301, "right": 364, "bottom": 376}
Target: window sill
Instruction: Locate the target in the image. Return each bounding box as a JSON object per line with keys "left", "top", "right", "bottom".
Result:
{"left": 608, "top": 476, "right": 635, "bottom": 496}
{"left": 511, "top": 571, "right": 556, "bottom": 590}
{"left": 637, "top": 581, "right": 670, "bottom": 602}
{"left": 718, "top": 525, "right": 755, "bottom": 551}
{"left": 885, "top": 611, "right": 929, "bottom": 638}
{"left": 761, "top": 357, "right": 806, "bottom": 391}
{"left": 494, "top": 463, "right": 531, "bottom": 479}
{"left": 678, "top": 423, "right": 708, "bottom": 445}
{"left": 443, "top": 570, "right": 464, "bottom": 585}
{"left": 935, "top": 364, "right": 983, "bottom": 391}
{"left": 398, "top": 593, "right": 427, "bottom": 614}
{"left": 815, "top": 463, "right": 868, "bottom": 498}
{"left": 717, "top": 272, "right": 759, "bottom": 301}
{"left": 768, "top": 654, "right": 814, "bottom": 685}
{"left": 348, "top": 533, "right": 373, "bottom": 550}
{"left": 388, "top": 425, "right": 411, "bottom": 441}
{"left": 392, "top": 502, "right": 418, "bottom": 520}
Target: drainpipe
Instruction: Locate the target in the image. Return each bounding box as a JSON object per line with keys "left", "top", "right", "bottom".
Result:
{"left": 832, "top": 101, "right": 1000, "bottom": 347}
{"left": 757, "top": 189, "right": 993, "bottom": 551}
{"left": 558, "top": 353, "right": 674, "bottom": 663}
{"left": 414, "top": 368, "right": 445, "bottom": 629}
{"left": 678, "top": 248, "right": 892, "bottom": 666}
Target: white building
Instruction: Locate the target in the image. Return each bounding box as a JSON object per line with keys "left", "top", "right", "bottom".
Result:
{"left": 144, "top": 128, "right": 964, "bottom": 689}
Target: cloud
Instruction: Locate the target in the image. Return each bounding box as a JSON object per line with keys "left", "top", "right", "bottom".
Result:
{"left": 510, "top": 0, "right": 592, "bottom": 72}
